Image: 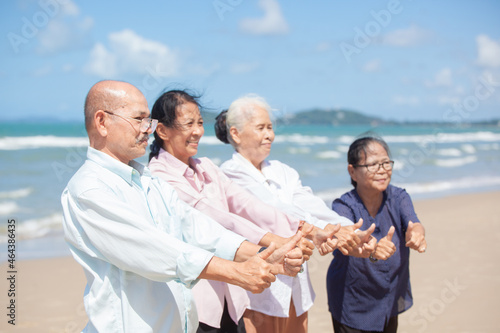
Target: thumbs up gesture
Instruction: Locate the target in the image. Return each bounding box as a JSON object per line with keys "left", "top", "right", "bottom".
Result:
{"left": 372, "top": 226, "right": 396, "bottom": 260}
{"left": 405, "top": 221, "right": 427, "bottom": 253}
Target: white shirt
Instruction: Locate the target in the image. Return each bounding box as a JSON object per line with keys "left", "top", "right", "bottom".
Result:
{"left": 61, "top": 147, "right": 245, "bottom": 333}
{"left": 220, "top": 152, "right": 353, "bottom": 228}
{"left": 219, "top": 152, "right": 354, "bottom": 317}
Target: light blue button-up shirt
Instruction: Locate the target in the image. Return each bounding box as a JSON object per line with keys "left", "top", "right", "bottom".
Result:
{"left": 61, "top": 147, "right": 245, "bottom": 333}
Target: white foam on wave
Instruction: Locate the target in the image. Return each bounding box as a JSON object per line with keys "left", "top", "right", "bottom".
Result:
{"left": 339, "top": 132, "right": 500, "bottom": 145}
{"left": 274, "top": 134, "right": 329, "bottom": 145}
{"left": 200, "top": 136, "right": 225, "bottom": 145}
{"left": 0, "top": 136, "right": 89, "bottom": 150}
{"left": 315, "top": 176, "right": 500, "bottom": 204}
{"left": 289, "top": 147, "right": 311, "bottom": 154}
{"left": 0, "top": 201, "right": 19, "bottom": 215}
{"left": 0, "top": 213, "right": 63, "bottom": 243}
{"left": 397, "top": 176, "right": 500, "bottom": 195}
{"left": 383, "top": 131, "right": 500, "bottom": 144}
{"left": 434, "top": 155, "right": 477, "bottom": 167}
{"left": 436, "top": 148, "right": 462, "bottom": 157}
{"left": 316, "top": 150, "right": 342, "bottom": 159}
{"left": 461, "top": 144, "right": 476, "bottom": 154}
{"left": 0, "top": 188, "right": 33, "bottom": 199}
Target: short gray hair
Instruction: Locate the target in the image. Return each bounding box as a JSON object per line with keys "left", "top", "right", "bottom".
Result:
{"left": 226, "top": 94, "right": 273, "bottom": 148}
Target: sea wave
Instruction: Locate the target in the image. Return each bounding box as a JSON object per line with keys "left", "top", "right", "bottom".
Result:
{"left": 274, "top": 134, "right": 329, "bottom": 145}
{"left": 434, "top": 156, "right": 477, "bottom": 167}
{"left": 316, "top": 150, "right": 342, "bottom": 159}
{"left": 436, "top": 148, "right": 462, "bottom": 157}
{"left": 314, "top": 176, "right": 500, "bottom": 204}
{"left": 0, "top": 188, "right": 33, "bottom": 199}
{"left": 0, "top": 136, "right": 89, "bottom": 150}
{"left": 289, "top": 147, "right": 311, "bottom": 154}
{"left": 399, "top": 176, "right": 500, "bottom": 195}
{"left": 0, "top": 213, "right": 63, "bottom": 243}
{"left": 338, "top": 131, "right": 500, "bottom": 144}
{"left": 0, "top": 201, "right": 19, "bottom": 215}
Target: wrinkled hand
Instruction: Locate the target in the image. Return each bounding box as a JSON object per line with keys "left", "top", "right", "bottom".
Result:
{"left": 405, "top": 221, "right": 427, "bottom": 253}
{"left": 297, "top": 223, "right": 314, "bottom": 261}
{"left": 347, "top": 221, "right": 376, "bottom": 257}
{"left": 308, "top": 223, "right": 340, "bottom": 256}
{"left": 236, "top": 245, "right": 277, "bottom": 293}
{"left": 266, "top": 232, "right": 304, "bottom": 277}
{"left": 373, "top": 226, "right": 396, "bottom": 260}
{"left": 329, "top": 219, "right": 363, "bottom": 255}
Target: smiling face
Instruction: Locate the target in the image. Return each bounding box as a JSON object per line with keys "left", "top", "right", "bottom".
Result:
{"left": 157, "top": 102, "right": 204, "bottom": 164}
{"left": 348, "top": 142, "right": 392, "bottom": 196}
{"left": 230, "top": 106, "right": 274, "bottom": 170}
{"left": 95, "top": 83, "right": 152, "bottom": 164}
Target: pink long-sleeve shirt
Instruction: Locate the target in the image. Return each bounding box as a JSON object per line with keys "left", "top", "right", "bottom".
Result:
{"left": 148, "top": 148, "right": 301, "bottom": 328}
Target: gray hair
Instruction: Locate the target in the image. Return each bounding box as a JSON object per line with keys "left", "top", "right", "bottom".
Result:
{"left": 225, "top": 94, "right": 273, "bottom": 148}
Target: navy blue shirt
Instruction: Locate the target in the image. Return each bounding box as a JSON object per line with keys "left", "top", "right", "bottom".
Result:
{"left": 327, "top": 185, "right": 420, "bottom": 331}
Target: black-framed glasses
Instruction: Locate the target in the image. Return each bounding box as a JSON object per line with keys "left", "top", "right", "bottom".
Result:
{"left": 354, "top": 160, "right": 394, "bottom": 173}
{"left": 104, "top": 111, "right": 158, "bottom": 133}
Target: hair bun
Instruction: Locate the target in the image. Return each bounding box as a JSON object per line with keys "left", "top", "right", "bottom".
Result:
{"left": 214, "top": 110, "right": 230, "bottom": 144}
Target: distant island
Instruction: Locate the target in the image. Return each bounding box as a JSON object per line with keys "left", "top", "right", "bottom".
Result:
{"left": 202, "top": 108, "right": 500, "bottom": 127}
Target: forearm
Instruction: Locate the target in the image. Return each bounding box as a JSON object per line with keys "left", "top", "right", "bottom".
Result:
{"left": 233, "top": 240, "right": 261, "bottom": 262}
{"left": 198, "top": 256, "right": 239, "bottom": 283}
{"left": 412, "top": 222, "right": 425, "bottom": 235}
{"left": 259, "top": 232, "right": 287, "bottom": 248}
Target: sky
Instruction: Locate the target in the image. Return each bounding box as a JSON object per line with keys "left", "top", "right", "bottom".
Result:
{"left": 1, "top": 0, "right": 500, "bottom": 122}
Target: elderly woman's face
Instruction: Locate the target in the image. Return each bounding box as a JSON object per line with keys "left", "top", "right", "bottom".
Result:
{"left": 234, "top": 106, "right": 274, "bottom": 168}
{"left": 161, "top": 102, "right": 204, "bottom": 164}
{"left": 350, "top": 142, "right": 392, "bottom": 194}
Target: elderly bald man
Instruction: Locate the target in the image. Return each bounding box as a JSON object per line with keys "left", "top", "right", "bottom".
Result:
{"left": 61, "top": 80, "right": 304, "bottom": 333}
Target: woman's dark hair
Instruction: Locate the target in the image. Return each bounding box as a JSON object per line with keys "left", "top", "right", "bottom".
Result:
{"left": 348, "top": 135, "right": 391, "bottom": 188}
{"left": 214, "top": 110, "right": 229, "bottom": 144}
{"left": 149, "top": 89, "right": 200, "bottom": 161}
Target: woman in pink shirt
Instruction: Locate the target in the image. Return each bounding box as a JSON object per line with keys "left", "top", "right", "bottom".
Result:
{"left": 148, "top": 90, "right": 355, "bottom": 333}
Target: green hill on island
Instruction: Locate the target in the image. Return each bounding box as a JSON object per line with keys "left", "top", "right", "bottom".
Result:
{"left": 278, "top": 108, "right": 389, "bottom": 126}
{"left": 201, "top": 108, "right": 499, "bottom": 127}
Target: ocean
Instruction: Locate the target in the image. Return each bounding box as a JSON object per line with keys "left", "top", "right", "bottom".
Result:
{"left": 1, "top": 121, "right": 500, "bottom": 261}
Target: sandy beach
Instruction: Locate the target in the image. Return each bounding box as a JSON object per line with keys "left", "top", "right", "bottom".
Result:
{"left": 2, "top": 191, "right": 499, "bottom": 333}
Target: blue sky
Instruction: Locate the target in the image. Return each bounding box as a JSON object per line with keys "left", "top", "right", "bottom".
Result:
{"left": 1, "top": 0, "right": 500, "bottom": 122}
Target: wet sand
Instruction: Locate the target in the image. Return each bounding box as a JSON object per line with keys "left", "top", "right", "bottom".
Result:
{"left": 1, "top": 191, "right": 499, "bottom": 332}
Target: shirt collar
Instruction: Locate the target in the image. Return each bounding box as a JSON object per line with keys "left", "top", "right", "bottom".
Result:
{"left": 232, "top": 152, "right": 277, "bottom": 186}
{"left": 157, "top": 148, "right": 212, "bottom": 183}
{"left": 87, "top": 147, "right": 151, "bottom": 187}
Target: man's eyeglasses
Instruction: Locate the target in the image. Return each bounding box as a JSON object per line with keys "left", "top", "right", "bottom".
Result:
{"left": 104, "top": 111, "right": 158, "bottom": 133}
{"left": 354, "top": 160, "right": 394, "bottom": 173}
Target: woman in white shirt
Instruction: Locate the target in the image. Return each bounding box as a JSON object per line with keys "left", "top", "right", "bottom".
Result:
{"left": 216, "top": 94, "right": 379, "bottom": 333}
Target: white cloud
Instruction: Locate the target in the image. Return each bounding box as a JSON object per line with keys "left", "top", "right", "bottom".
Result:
{"left": 425, "top": 68, "right": 453, "bottom": 87}
{"left": 239, "top": 0, "right": 289, "bottom": 35}
{"left": 36, "top": 0, "right": 93, "bottom": 54}
{"left": 84, "top": 29, "right": 179, "bottom": 78}
{"left": 363, "top": 59, "right": 381, "bottom": 72}
{"left": 392, "top": 95, "right": 420, "bottom": 106}
{"left": 382, "top": 24, "right": 430, "bottom": 47}
{"left": 476, "top": 34, "right": 500, "bottom": 68}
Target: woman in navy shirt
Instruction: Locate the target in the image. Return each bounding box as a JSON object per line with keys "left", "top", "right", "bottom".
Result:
{"left": 327, "top": 136, "right": 427, "bottom": 333}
